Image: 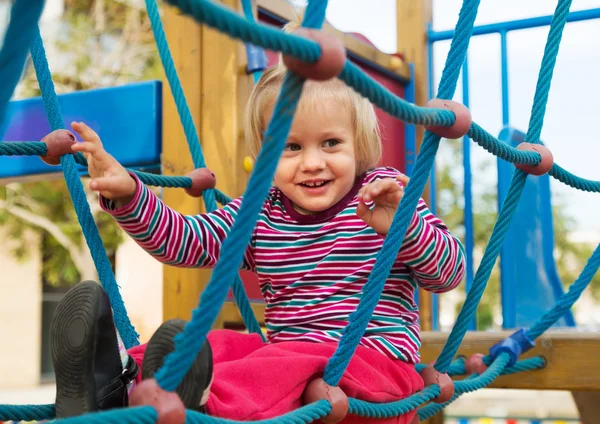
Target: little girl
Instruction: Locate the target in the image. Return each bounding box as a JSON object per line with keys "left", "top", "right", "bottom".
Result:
{"left": 50, "top": 61, "right": 465, "bottom": 423}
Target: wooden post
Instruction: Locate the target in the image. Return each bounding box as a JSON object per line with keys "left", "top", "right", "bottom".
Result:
{"left": 161, "top": 1, "right": 250, "bottom": 325}
{"left": 396, "top": 0, "right": 435, "bottom": 334}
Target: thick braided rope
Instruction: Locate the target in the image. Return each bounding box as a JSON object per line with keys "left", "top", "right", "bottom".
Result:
{"left": 434, "top": 170, "right": 527, "bottom": 371}
{"left": 525, "top": 0, "right": 572, "bottom": 145}
{"left": 30, "top": 28, "right": 140, "bottom": 348}
{"left": 152, "top": 0, "right": 328, "bottom": 393}
{"left": 0, "top": 142, "right": 236, "bottom": 205}
{"left": 323, "top": 0, "right": 482, "bottom": 386}
{"left": 144, "top": 0, "right": 263, "bottom": 338}
{"left": 0, "top": 0, "right": 44, "bottom": 136}
{"left": 434, "top": 0, "right": 574, "bottom": 373}
{"left": 0, "top": 404, "right": 55, "bottom": 422}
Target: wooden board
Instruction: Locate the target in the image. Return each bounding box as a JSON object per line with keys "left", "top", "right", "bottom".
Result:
{"left": 420, "top": 331, "right": 600, "bottom": 391}
{"left": 396, "top": 0, "right": 435, "bottom": 332}
{"left": 161, "top": 4, "right": 207, "bottom": 322}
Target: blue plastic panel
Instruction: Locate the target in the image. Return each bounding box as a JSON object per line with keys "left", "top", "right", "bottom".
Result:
{"left": 0, "top": 80, "right": 162, "bottom": 180}
{"left": 497, "top": 127, "right": 575, "bottom": 329}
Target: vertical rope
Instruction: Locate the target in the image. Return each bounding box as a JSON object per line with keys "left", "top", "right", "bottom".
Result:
{"left": 323, "top": 0, "right": 482, "bottom": 386}
{"left": 434, "top": 0, "right": 574, "bottom": 372}
{"left": 144, "top": 0, "right": 264, "bottom": 339}
{"left": 30, "top": 28, "right": 139, "bottom": 348}
{"left": 153, "top": 0, "right": 328, "bottom": 392}
{"left": 0, "top": 0, "right": 45, "bottom": 137}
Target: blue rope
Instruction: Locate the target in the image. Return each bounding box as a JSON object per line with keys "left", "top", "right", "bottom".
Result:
{"left": 152, "top": 0, "right": 328, "bottom": 393}
{"left": 30, "top": 28, "right": 140, "bottom": 349}
{"left": 144, "top": 0, "right": 263, "bottom": 339}
{"left": 0, "top": 404, "right": 55, "bottom": 422}
{"left": 0, "top": 0, "right": 45, "bottom": 137}
{"left": 434, "top": 0, "right": 574, "bottom": 373}
{"left": 322, "top": 0, "right": 481, "bottom": 385}
{"left": 0, "top": 0, "right": 597, "bottom": 421}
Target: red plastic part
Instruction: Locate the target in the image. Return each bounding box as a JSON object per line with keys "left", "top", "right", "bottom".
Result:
{"left": 184, "top": 168, "right": 217, "bottom": 197}
{"left": 515, "top": 142, "right": 554, "bottom": 175}
{"left": 302, "top": 378, "right": 348, "bottom": 424}
{"left": 410, "top": 414, "right": 420, "bottom": 424}
{"left": 282, "top": 28, "right": 346, "bottom": 81}
{"left": 419, "top": 364, "right": 455, "bottom": 404}
{"left": 465, "top": 353, "right": 488, "bottom": 376}
{"left": 424, "top": 99, "right": 472, "bottom": 139}
{"left": 128, "top": 379, "right": 186, "bottom": 424}
{"left": 40, "top": 129, "right": 76, "bottom": 166}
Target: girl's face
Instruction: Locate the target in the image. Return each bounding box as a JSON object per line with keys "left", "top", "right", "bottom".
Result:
{"left": 269, "top": 98, "right": 357, "bottom": 214}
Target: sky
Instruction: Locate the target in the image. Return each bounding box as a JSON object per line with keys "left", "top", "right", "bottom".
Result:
{"left": 321, "top": 0, "right": 600, "bottom": 237}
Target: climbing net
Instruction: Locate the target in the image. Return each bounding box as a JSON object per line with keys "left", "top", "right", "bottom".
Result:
{"left": 0, "top": 0, "right": 599, "bottom": 422}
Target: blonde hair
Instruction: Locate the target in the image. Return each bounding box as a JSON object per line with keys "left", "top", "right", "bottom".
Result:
{"left": 243, "top": 23, "right": 382, "bottom": 175}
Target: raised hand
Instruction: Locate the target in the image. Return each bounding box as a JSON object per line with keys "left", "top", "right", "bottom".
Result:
{"left": 70, "top": 121, "right": 137, "bottom": 205}
{"left": 356, "top": 174, "right": 409, "bottom": 236}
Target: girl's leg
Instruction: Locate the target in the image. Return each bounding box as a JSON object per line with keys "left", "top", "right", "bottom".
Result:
{"left": 139, "top": 319, "right": 213, "bottom": 411}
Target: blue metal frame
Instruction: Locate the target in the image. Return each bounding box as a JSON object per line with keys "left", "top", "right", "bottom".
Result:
{"left": 426, "top": 8, "right": 600, "bottom": 329}
{"left": 0, "top": 81, "right": 162, "bottom": 180}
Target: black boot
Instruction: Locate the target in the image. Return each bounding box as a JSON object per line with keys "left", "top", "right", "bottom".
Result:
{"left": 50, "top": 280, "right": 138, "bottom": 418}
{"left": 142, "top": 319, "right": 213, "bottom": 412}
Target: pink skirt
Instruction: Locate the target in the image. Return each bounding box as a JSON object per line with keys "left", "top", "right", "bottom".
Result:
{"left": 128, "top": 329, "right": 423, "bottom": 423}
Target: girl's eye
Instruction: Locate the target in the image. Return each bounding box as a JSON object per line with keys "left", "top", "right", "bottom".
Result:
{"left": 285, "top": 143, "right": 301, "bottom": 151}
{"left": 323, "top": 139, "right": 340, "bottom": 148}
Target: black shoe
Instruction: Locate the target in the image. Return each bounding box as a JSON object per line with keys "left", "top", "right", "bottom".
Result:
{"left": 142, "top": 319, "right": 213, "bottom": 411}
{"left": 50, "top": 280, "right": 138, "bottom": 418}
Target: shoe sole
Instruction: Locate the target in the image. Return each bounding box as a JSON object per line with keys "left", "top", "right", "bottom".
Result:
{"left": 142, "top": 319, "right": 213, "bottom": 410}
{"left": 51, "top": 281, "right": 103, "bottom": 418}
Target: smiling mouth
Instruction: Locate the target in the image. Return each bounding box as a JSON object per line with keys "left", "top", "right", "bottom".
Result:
{"left": 299, "top": 180, "right": 330, "bottom": 188}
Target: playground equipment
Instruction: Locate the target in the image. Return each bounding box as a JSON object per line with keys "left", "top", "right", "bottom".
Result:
{"left": 0, "top": 0, "right": 600, "bottom": 423}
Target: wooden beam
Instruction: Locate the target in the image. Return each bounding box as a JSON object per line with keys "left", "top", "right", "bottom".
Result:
{"left": 396, "top": 0, "right": 432, "bottom": 201}
{"left": 161, "top": 0, "right": 250, "bottom": 325}
{"left": 571, "top": 391, "right": 600, "bottom": 424}
{"left": 396, "top": 0, "right": 435, "bottom": 332}
{"left": 420, "top": 331, "right": 600, "bottom": 391}
{"left": 161, "top": 4, "right": 207, "bottom": 322}
{"left": 257, "top": 0, "right": 411, "bottom": 81}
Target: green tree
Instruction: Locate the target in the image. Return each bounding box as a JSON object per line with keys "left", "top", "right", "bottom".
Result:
{"left": 436, "top": 138, "right": 598, "bottom": 330}
{"left": 1, "top": 0, "right": 162, "bottom": 287}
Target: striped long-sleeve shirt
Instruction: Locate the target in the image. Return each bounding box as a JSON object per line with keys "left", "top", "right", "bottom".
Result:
{"left": 100, "top": 166, "right": 465, "bottom": 363}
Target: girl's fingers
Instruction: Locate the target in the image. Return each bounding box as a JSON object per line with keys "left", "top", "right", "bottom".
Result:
{"left": 71, "top": 121, "right": 102, "bottom": 145}
{"left": 356, "top": 201, "right": 373, "bottom": 225}
{"left": 396, "top": 173, "right": 410, "bottom": 185}
{"left": 71, "top": 141, "right": 97, "bottom": 154}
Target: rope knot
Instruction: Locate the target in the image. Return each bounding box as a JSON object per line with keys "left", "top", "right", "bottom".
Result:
{"left": 40, "top": 129, "right": 76, "bottom": 166}
{"left": 419, "top": 364, "right": 454, "bottom": 403}
{"left": 424, "top": 98, "right": 472, "bottom": 139}
{"left": 302, "top": 378, "right": 348, "bottom": 424}
{"left": 282, "top": 28, "right": 346, "bottom": 81}
{"left": 515, "top": 142, "right": 554, "bottom": 175}
{"left": 184, "top": 168, "right": 217, "bottom": 197}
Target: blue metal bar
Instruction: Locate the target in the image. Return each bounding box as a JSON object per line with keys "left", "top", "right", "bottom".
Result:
{"left": 429, "top": 7, "right": 600, "bottom": 41}
{"left": 497, "top": 30, "right": 516, "bottom": 329}
{"left": 461, "top": 53, "right": 476, "bottom": 331}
